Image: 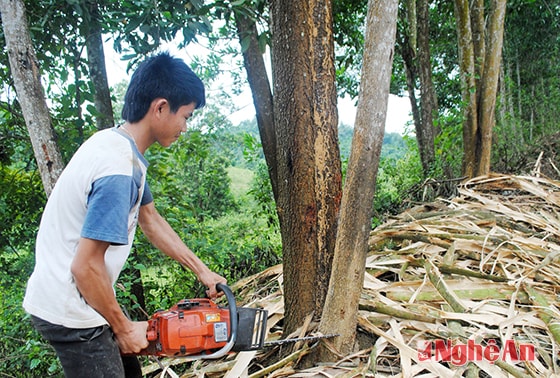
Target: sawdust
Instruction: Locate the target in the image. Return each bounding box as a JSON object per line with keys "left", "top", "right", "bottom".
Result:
{"left": 144, "top": 173, "right": 560, "bottom": 377}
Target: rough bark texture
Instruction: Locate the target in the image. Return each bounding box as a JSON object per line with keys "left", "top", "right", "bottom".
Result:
{"left": 477, "top": 0, "right": 506, "bottom": 176}
{"left": 318, "top": 0, "right": 398, "bottom": 358}
{"left": 84, "top": 0, "right": 114, "bottom": 130}
{"left": 416, "top": 0, "right": 438, "bottom": 173}
{"left": 0, "top": 0, "right": 64, "bottom": 195}
{"left": 471, "top": 0, "right": 486, "bottom": 91}
{"left": 270, "top": 0, "right": 342, "bottom": 334}
{"left": 454, "top": 0, "right": 478, "bottom": 179}
{"left": 454, "top": 0, "right": 507, "bottom": 178}
{"left": 234, "top": 10, "right": 278, "bottom": 199}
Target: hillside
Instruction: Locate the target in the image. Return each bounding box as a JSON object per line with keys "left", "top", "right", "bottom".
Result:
{"left": 142, "top": 173, "right": 560, "bottom": 377}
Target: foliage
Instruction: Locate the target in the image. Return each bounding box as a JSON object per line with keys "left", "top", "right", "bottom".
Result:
{"left": 114, "top": 121, "right": 280, "bottom": 319}
{"left": 373, "top": 135, "right": 423, "bottom": 226}
{"left": 426, "top": 0, "right": 462, "bottom": 112}
{"left": 332, "top": 0, "right": 368, "bottom": 99}
{"left": 243, "top": 133, "right": 278, "bottom": 231}
{"left": 501, "top": 0, "right": 560, "bottom": 140}
{"left": 0, "top": 261, "right": 61, "bottom": 376}
{"left": 0, "top": 0, "right": 559, "bottom": 374}
{"left": 0, "top": 167, "right": 59, "bottom": 376}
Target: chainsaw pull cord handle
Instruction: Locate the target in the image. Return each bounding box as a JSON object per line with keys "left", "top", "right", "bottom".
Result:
{"left": 180, "top": 283, "right": 238, "bottom": 360}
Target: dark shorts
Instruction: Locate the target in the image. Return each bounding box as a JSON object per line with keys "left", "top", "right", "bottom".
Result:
{"left": 31, "top": 316, "right": 142, "bottom": 378}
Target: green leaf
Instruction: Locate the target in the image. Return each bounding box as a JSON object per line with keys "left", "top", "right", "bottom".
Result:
{"left": 30, "top": 359, "right": 41, "bottom": 369}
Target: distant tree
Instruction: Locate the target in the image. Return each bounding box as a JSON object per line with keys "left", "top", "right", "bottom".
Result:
{"left": 397, "top": 0, "right": 439, "bottom": 177}
{"left": 493, "top": 0, "right": 560, "bottom": 174}
{"left": 454, "top": 0, "right": 507, "bottom": 178}
{"left": 0, "top": 0, "right": 64, "bottom": 195}
{"left": 81, "top": 0, "right": 114, "bottom": 130}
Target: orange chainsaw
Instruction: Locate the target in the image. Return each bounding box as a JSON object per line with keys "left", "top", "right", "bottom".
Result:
{"left": 135, "top": 284, "right": 267, "bottom": 360}
{"left": 134, "top": 284, "right": 337, "bottom": 360}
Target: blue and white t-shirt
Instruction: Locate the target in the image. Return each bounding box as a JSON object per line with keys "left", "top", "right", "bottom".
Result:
{"left": 23, "top": 127, "right": 152, "bottom": 328}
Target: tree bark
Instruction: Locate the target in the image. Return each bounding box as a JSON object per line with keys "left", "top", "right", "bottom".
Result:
{"left": 454, "top": 0, "right": 478, "bottom": 179}
{"left": 0, "top": 0, "right": 64, "bottom": 195}
{"left": 476, "top": 0, "right": 506, "bottom": 176}
{"left": 416, "top": 0, "right": 439, "bottom": 173}
{"left": 454, "top": 0, "right": 507, "bottom": 178}
{"left": 83, "top": 0, "right": 114, "bottom": 130}
{"left": 270, "top": 0, "right": 342, "bottom": 334}
{"left": 471, "top": 0, "right": 485, "bottom": 90}
{"left": 318, "top": 0, "right": 398, "bottom": 358}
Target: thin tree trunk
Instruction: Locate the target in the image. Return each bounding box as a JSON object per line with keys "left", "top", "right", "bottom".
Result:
{"left": 0, "top": 0, "right": 64, "bottom": 195}
{"left": 471, "top": 0, "right": 485, "bottom": 92}
{"left": 234, "top": 10, "right": 278, "bottom": 199}
{"left": 84, "top": 0, "right": 114, "bottom": 130}
{"left": 402, "top": 45, "right": 421, "bottom": 138}
{"left": 396, "top": 0, "right": 438, "bottom": 178}
{"left": 454, "top": 0, "right": 478, "bottom": 179}
{"left": 476, "top": 0, "right": 507, "bottom": 176}
{"left": 417, "top": 0, "right": 439, "bottom": 175}
{"left": 455, "top": 0, "right": 507, "bottom": 178}
{"left": 318, "top": 0, "right": 398, "bottom": 358}
{"left": 398, "top": 28, "right": 421, "bottom": 148}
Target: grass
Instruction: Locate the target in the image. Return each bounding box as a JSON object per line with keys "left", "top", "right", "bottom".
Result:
{"left": 228, "top": 166, "right": 254, "bottom": 198}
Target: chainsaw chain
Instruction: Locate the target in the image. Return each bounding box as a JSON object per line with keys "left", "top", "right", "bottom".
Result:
{"left": 263, "top": 334, "right": 338, "bottom": 347}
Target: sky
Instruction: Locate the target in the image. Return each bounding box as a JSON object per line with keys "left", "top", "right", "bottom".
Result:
{"left": 105, "top": 43, "right": 412, "bottom": 135}
{"left": 224, "top": 90, "right": 412, "bottom": 135}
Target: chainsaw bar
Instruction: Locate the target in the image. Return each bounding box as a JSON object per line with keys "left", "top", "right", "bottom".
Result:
{"left": 263, "top": 334, "right": 338, "bottom": 347}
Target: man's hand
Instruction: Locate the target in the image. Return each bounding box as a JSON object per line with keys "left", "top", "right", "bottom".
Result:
{"left": 71, "top": 238, "right": 149, "bottom": 354}
{"left": 199, "top": 270, "right": 227, "bottom": 299}
{"left": 114, "top": 320, "right": 149, "bottom": 354}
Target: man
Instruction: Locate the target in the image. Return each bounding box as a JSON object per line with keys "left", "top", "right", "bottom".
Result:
{"left": 23, "top": 52, "right": 227, "bottom": 377}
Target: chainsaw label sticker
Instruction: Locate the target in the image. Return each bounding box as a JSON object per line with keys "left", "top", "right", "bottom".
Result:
{"left": 214, "top": 322, "right": 228, "bottom": 343}
{"left": 206, "top": 313, "right": 221, "bottom": 323}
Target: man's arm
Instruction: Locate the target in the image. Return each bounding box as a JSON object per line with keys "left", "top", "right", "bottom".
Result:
{"left": 70, "top": 237, "right": 148, "bottom": 353}
{"left": 138, "top": 202, "right": 227, "bottom": 298}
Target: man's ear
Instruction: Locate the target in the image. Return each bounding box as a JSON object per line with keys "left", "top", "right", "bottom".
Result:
{"left": 151, "top": 98, "right": 169, "bottom": 116}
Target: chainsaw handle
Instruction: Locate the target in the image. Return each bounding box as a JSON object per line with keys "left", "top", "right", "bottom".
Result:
{"left": 183, "top": 283, "right": 238, "bottom": 360}
{"left": 217, "top": 283, "right": 238, "bottom": 346}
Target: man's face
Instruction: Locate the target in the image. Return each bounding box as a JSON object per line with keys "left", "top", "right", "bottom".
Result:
{"left": 156, "top": 102, "right": 197, "bottom": 147}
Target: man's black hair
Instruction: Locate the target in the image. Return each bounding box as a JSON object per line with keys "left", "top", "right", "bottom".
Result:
{"left": 121, "top": 52, "right": 206, "bottom": 123}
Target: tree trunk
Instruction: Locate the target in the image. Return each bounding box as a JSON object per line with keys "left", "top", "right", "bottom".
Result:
{"left": 83, "top": 0, "right": 114, "bottom": 130}
{"left": 318, "top": 0, "right": 398, "bottom": 358}
{"left": 396, "top": 0, "right": 438, "bottom": 178}
{"left": 398, "top": 28, "right": 421, "bottom": 142}
{"left": 454, "top": 0, "right": 478, "bottom": 179}
{"left": 454, "top": 0, "right": 507, "bottom": 178}
{"left": 476, "top": 0, "right": 506, "bottom": 176}
{"left": 270, "top": 0, "right": 342, "bottom": 335}
{"left": 471, "top": 0, "right": 485, "bottom": 91}
{"left": 416, "top": 0, "right": 439, "bottom": 173}
{"left": 0, "top": 0, "right": 64, "bottom": 195}
{"left": 234, "top": 10, "right": 278, "bottom": 199}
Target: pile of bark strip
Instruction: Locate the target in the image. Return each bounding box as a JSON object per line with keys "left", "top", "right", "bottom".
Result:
{"left": 143, "top": 173, "right": 560, "bottom": 377}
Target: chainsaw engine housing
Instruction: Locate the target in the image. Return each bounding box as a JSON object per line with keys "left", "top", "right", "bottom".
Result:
{"left": 138, "top": 294, "right": 267, "bottom": 357}
{"left": 140, "top": 298, "right": 230, "bottom": 356}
